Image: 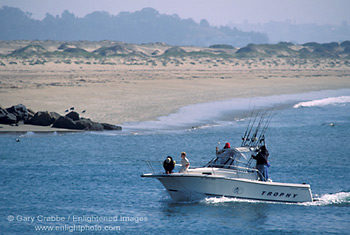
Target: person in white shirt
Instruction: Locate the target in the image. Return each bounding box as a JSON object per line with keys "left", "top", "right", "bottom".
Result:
{"left": 179, "top": 152, "right": 190, "bottom": 173}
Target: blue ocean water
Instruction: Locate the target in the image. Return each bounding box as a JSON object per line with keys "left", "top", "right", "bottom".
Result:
{"left": 1, "top": 89, "right": 350, "bottom": 234}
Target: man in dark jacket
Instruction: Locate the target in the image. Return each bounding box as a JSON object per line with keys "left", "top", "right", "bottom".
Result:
{"left": 252, "top": 145, "right": 269, "bottom": 181}
{"left": 163, "top": 156, "right": 176, "bottom": 174}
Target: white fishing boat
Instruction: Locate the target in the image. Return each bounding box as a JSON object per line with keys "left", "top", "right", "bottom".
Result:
{"left": 141, "top": 112, "right": 314, "bottom": 203}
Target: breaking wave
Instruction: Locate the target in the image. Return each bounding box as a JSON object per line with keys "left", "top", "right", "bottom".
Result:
{"left": 293, "top": 96, "right": 350, "bottom": 108}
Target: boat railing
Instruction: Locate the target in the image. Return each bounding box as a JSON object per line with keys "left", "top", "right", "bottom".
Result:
{"left": 143, "top": 160, "right": 259, "bottom": 176}
{"left": 143, "top": 160, "right": 162, "bottom": 174}
{"left": 206, "top": 164, "right": 259, "bottom": 173}
{"left": 143, "top": 160, "right": 214, "bottom": 174}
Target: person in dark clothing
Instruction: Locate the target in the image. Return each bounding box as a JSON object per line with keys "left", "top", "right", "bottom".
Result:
{"left": 252, "top": 145, "right": 269, "bottom": 181}
{"left": 216, "top": 142, "right": 231, "bottom": 155}
{"left": 163, "top": 156, "right": 176, "bottom": 174}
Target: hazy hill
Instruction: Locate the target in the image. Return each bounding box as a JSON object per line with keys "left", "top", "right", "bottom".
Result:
{"left": 0, "top": 6, "right": 268, "bottom": 47}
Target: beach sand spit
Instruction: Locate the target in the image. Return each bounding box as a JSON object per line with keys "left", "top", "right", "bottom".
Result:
{"left": 1, "top": 54, "right": 350, "bottom": 132}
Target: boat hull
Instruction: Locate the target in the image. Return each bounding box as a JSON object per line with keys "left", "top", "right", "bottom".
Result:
{"left": 142, "top": 174, "right": 313, "bottom": 203}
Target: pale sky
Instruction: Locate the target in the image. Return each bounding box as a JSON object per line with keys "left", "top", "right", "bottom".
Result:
{"left": 0, "top": 0, "right": 349, "bottom": 26}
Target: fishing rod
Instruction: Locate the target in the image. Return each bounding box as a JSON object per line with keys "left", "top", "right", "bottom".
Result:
{"left": 249, "top": 111, "right": 267, "bottom": 146}
{"left": 261, "top": 109, "right": 273, "bottom": 135}
{"left": 251, "top": 107, "right": 275, "bottom": 147}
{"left": 257, "top": 108, "right": 274, "bottom": 146}
{"left": 241, "top": 108, "right": 255, "bottom": 146}
{"left": 243, "top": 109, "right": 261, "bottom": 146}
{"left": 253, "top": 114, "right": 268, "bottom": 146}
{"left": 247, "top": 109, "right": 265, "bottom": 146}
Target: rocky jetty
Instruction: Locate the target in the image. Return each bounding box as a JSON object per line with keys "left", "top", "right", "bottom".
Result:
{"left": 0, "top": 104, "right": 33, "bottom": 124}
{"left": 0, "top": 104, "right": 122, "bottom": 131}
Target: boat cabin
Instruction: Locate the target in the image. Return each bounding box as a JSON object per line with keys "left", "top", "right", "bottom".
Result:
{"left": 205, "top": 147, "right": 257, "bottom": 170}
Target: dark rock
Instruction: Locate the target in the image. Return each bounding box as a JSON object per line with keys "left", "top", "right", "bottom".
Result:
{"left": 6, "top": 104, "right": 30, "bottom": 123}
{"left": 49, "top": 112, "right": 61, "bottom": 122}
{"left": 101, "top": 123, "right": 122, "bottom": 131}
{"left": 30, "top": 111, "right": 55, "bottom": 126}
{"left": 0, "top": 108, "right": 17, "bottom": 124}
{"left": 27, "top": 108, "right": 35, "bottom": 121}
{"left": 75, "top": 118, "right": 104, "bottom": 131}
{"left": 52, "top": 116, "right": 77, "bottom": 129}
{"left": 90, "top": 122, "right": 105, "bottom": 131}
{"left": 1, "top": 103, "right": 122, "bottom": 131}
{"left": 27, "top": 108, "right": 35, "bottom": 115}
{"left": 75, "top": 118, "right": 94, "bottom": 130}
{"left": 65, "top": 111, "right": 80, "bottom": 121}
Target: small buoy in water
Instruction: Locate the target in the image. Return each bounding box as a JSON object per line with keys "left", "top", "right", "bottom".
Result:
{"left": 329, "top": 123, "right": 335, "bottom": 127}
{"left": 16, "top": 138, "right": 20, "bottom": 142}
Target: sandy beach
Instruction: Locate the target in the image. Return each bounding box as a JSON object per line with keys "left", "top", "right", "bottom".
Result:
{"left": 1, "top": 42, "right": 350, "bottom": 132}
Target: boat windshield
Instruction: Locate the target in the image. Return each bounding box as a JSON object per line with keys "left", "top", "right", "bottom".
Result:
{"left": 205, "top": 147, "right": 256, "bottom": 169}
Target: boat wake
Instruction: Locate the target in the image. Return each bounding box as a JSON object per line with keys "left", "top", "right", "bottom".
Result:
{"left": 200, "top": 192, "right": 350, "bottom": 206}
{"left": 201, "top": 197, "right": 263, "bottom": 204}
{"left": 303, "top": 192, "right": 350, "bottom": 206}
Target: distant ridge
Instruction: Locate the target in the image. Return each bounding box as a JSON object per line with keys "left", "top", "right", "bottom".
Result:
{"left": 0, "top": 6, "right": 268, "bottom": 47}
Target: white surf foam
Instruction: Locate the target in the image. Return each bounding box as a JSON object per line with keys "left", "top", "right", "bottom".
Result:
{"left": 293, "top": 96, "right": 350, "bottom": 108}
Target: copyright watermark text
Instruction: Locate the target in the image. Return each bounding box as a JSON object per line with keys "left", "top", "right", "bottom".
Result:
{"left": 7, "top": 214, "right": 148, "bottom": 232}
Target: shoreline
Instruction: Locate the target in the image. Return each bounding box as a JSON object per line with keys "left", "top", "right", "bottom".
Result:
{"left": 2, "top": 65, "right": 350, "bottom": 124}
{"left": 0, "top": 124, "right": 81, "bottom": 133}
{"left": 2, "top": 88, "right": 350, "bottom": 133}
